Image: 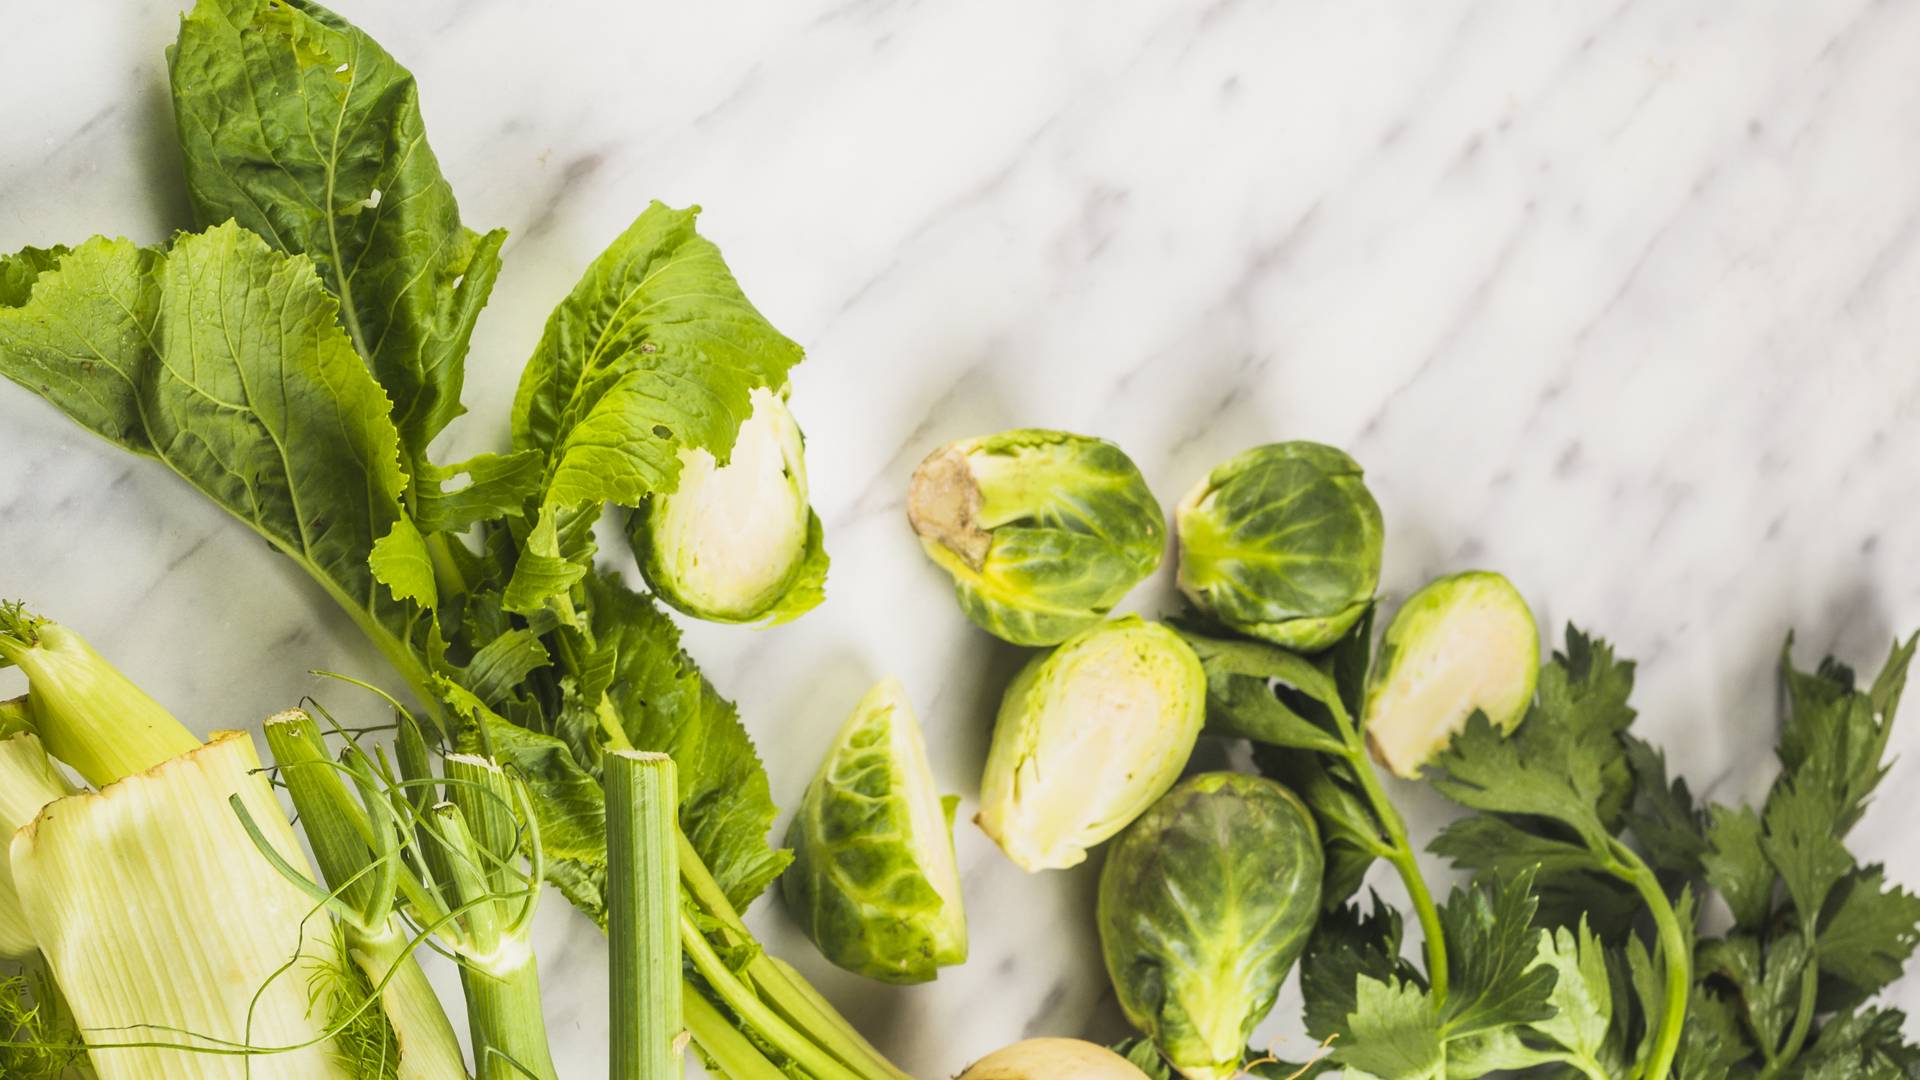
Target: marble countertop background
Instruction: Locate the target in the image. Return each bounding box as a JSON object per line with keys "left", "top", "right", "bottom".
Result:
{"left": 5, "top": 0, "right": 1920, "bottom": 1075}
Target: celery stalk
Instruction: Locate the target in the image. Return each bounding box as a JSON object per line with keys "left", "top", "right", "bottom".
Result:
{"left": 606, "top": 751, "right": 679, "bottom": 1080}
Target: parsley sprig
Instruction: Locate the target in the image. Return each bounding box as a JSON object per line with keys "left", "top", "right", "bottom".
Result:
{"left": 1190, "top": 615, "right": 1920, "bottom": 1080}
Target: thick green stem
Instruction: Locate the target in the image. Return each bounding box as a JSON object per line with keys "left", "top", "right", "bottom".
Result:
{"left": 350, "top": 923, "right": 470, "bottom": 1080}
{"left": 607, "top": 752, "right": 680, "bottom": 1080}
{"left": 0, "top": 616, "right": 199, "bottom": 787}
{"left": 1611, "top": 842, "right": 1689, "bottom": 1080}
{"left": 462, "top": 944, "right": 558, "bottom": 1080}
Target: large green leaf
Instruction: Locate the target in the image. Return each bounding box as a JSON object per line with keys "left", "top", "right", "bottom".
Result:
{"left": 169, "top": 0, "right": 506, "bottom": 462}
{"left": 511, "top": 202, "right": 803, "bottom": 507}
{"left": 0, "top": 224, "right": 431, "bottom": 692}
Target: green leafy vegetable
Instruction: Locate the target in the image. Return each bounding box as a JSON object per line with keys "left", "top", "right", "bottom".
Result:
{"left": 0, "top": 227, "right": 433, "bottom": 693}
{"left": 169, "top": 0, "right": 507, "bottom": 470}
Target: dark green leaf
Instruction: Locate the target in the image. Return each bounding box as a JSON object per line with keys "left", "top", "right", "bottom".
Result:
{"left": 1622, "top": 735, "right": 1709, "bottom": 880}
{"left": 1702, "top": 804, "right": 1774, "bottom": 931}
{"left": 1179, "top": 626, "right": 1349, "bottom": 755}
{"left": 1300, "top": 891, "right": 1422, "bottom": 1043}
{"left": 1438, "top": 868, "right": 1558, "bottom": 1039}
{"left": 1816, "top": 865, "right": 1920, "bottom": 1007}
{"left": 169, "top": 0, "right": 507, "bottom": 460}
{"left": 0, "top": 227, "right": 428, "bottom": 689}
{"left": 413, "top": 451, "right": 544, "bottom": 533}
{"left": 1761, "top": 775, "right": 1855, "bottom": 923}
{"left": 1336, "top": 976, "right": 1443, "bottom": 1079}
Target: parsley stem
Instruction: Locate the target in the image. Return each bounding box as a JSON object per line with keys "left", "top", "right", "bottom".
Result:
{"left": 1348, "top": 749, "right": 1449, "bottom": 1002}
{"left": 1609, "top": 840, "right": 1689, "bottom": 1080}
{"left": 1320, "top": 679, "right": 1451, "bottom": 1002}
{"left": 1756, "top": 937, "right": 1818, "bottom": 1079}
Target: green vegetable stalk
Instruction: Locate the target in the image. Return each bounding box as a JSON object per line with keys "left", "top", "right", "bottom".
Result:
{"left": 606, "top": 751, "right": 680, "bottom": 1080}
{"left": 249, "top": 704, "right": 556, "bottom": 1080}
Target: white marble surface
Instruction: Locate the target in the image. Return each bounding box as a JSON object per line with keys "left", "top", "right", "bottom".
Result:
{"left": 6, "top": 0, "right": 1920, "bottom": 1075}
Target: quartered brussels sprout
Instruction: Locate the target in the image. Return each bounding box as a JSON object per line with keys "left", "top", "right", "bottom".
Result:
{"left": 908, "top": 429, "right": 1165, "bottom": 646}
{"left": 1098, "top": 773, "right": 1322, "bottom": 1080}
{"left": 1364, "top": 570, "right": 1539, "bottom": 778}
{"left": 976, "top": 617, "right": 1205, "bottom": 871}
{"left": 1176, "top": 442, "right": 1383, "bottom": 652}
{"left": 630, "top": 387, "right": 828, "bottom": 624}
{"left": 781, "top": 678, "right": 967, "bottom": 983}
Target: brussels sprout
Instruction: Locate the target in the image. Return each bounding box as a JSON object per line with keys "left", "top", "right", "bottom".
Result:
{"left": 1176, "top": 442, "right": 1383, "bottom": 652}
{"left": 1098, "top": 772, "right": 1323, "bottom": 1080}
{"left": 781, "top": 678, "right": 967, "bottom": 983}
{"left": 908, "top": 429, "right": 1165, "bottom": 646}
{"left": 1364, "top": 570, "right": 1539, "bottom": 778}
{"left": 976, "top": 616, "right": 1205, "bottom": 871}
{"left": 630, "top": 387, "right": 828, "bottom": 623}
{"left": 958, "top": 1039, "right": 1155, "bottom": 1080}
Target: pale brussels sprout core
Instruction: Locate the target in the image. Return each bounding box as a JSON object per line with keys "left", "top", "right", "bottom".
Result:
{"left": 781, "top": 678, "right": 967, "bottom": 983}
{"left": 1098, "top": 773, "right": 1323, "bottom": 1080}
{"left": 908, "top": 429, "right": 1165, "bottom": 646}
{"left": 1176, "top": 441, "right": 1383, "bottom": 652}
{"left": 976, "top": 616, "right": 1206, "bottom": 871}
{"left": 1364, "top": 570, "right": 1540, "bottom": 778}
{"left": 959, "top": 1038, "right": 1155, "bottom": 1080}
{"left": 631, "top": 387, "right": 828, "bottom": 623}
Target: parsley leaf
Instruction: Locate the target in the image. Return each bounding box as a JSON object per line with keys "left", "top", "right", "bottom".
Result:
{"left": 1438, "top": 868, "right": 1558, "bottom": 1039}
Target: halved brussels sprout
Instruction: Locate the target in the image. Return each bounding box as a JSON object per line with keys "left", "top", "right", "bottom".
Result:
{"left": 908, "top": 429, "right": 1164, "bottom": 646}
{"left": 1098, "top": 772, "right": 1322, "bottom": 1080}
{"left": 976, "top": 617, "right": 1205, "bottom": 871}
{"left": 1176, "top": 442, "right": 1383, "bottom": 652}
{"left": 1364, "top": 570, "right": 1539, "bottom": 778}
{"left": 630, "top": 387, "right": 828, "bottom": 623}
{"left": 781, "top": 678, "right": 967, "bottom": 983}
